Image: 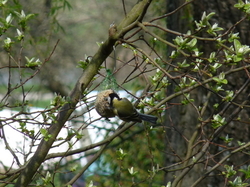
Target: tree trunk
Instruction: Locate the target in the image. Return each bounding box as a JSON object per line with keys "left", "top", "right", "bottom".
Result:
{"left": 164, "top": 0, "right": 250, "bottom": 186}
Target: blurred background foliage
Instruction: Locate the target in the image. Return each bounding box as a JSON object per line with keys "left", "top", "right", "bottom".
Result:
{"left": 1, "top": 0, "right": 250, "bottom": 186}
{"left": 0, "top": 0, "right": 166, "bottom": 105}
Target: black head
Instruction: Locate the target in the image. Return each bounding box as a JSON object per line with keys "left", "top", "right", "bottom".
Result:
{"left": 109, "top": 93, "right": 121, "bottom": 106}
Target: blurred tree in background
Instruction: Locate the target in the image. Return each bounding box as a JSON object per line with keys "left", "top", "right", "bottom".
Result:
{"left": 1, "top": 0, "right": 250, "bottom": 187}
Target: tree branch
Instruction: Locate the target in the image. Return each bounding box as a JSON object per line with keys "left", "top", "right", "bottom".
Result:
{"left": 14, "top": 1, "right": 152, "bottom": 186}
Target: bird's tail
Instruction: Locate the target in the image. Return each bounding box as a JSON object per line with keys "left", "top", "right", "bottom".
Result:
{"left": 138, "top": 113, "right": 158, "bottom": 124}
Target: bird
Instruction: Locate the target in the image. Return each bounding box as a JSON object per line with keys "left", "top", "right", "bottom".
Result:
{"left": 109, "top": 93, "right": 158, "bottom": 124}
{"left": 95, "top": 89, "right": 117, "bottom": 120}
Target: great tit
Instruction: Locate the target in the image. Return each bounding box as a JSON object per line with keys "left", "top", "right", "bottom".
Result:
{"left": 109, "top": 93, "right": 158, "bottom": 124}
{"left": 95, "top": 89, "right": 117, "bottom": 120}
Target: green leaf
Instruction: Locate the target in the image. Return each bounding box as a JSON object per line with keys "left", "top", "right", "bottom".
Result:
{"left": 223, "top": 90, "right": 234, "bottom": 101}
{"left": 128, "top": 167, "right": 138, "bottom": 176}
{"left": 0, "top": 0, "right": 8, "bottom": 7}
{"left": 177, "top": 59, "right": 190, "bottom": 68}
{"left": 233, "top": 55, "right": 242, "bottom": 62}
{"left": 239, "top": 165, "right": 250, "bottom": 179}
{"left": 234, "top": 39, "right": 241, "bottom": 52}
{"left": 237, "top": 141, "right": 246, "bottom": 146}
{"left": 70, "top": 164, "right": 78, "bottom": 172}
{"left": 211, "top": 114, "right": 226, "bottom": 129}
{"left": 220, "top": 134, "right": 233, "bottom": 144}
{"left": 234, "top": 0, "right": 245, "bottom": 9}
{"left": 40, "top": 128, "right": 52, "bottom": 141}
{"left": 25, "top": 56, "right": 41, "bottom": 69}
{"left": 228, "top": 32, "right": 239, "bottom": 42}
{"left": 207, "top": 23, "right": 223, "bottom": 36}
{"left": 228, "top": 176, "right": 248, "bottom": 187}
{"left": 187, "top": 38, "right": 197, "bottom": 48}
{"left": 206, "top": 12, "right": 216, "bottom": 20}
{"left": 3, "top": 37, "right": 13, "bottom": 51}
{"left": 222, "top": 165, "right": 236, "bottom": 178}
{"left": 96, "top": 41, "right": 104, "bottom": 47}
{"left": 213, "top": 72, "right": 228, "bottom": 85}
{"left": 77, "top": 59, "right": 89, "bottom": 69}
{"left": 87, "top": 181, "right": 97, "bottom": 187}
{"left": 181, "top": 93, "right": 194, "bottom": 105}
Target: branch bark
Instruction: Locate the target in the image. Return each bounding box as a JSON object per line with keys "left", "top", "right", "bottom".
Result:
{"left": 14, "top": 1, "right": 152, "bottom": 186}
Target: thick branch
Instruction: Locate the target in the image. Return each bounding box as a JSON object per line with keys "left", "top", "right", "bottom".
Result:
{"left": 14, "top": 1, "right": 152, "bottom": 186}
